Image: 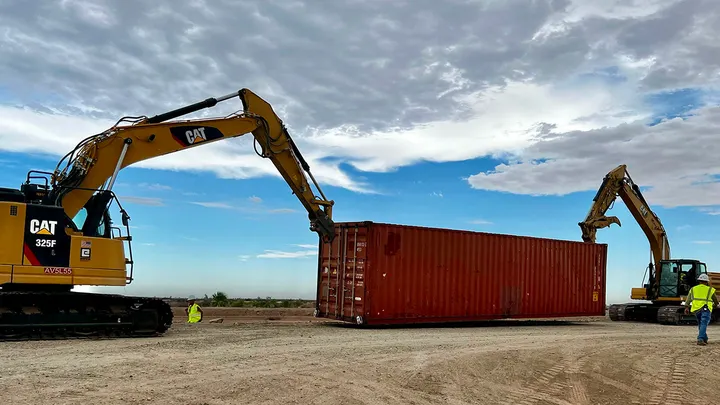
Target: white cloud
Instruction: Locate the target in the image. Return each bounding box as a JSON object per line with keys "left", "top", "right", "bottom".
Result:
{"left": 267, "top": 208, "right": 297, "bottom": 214}
{"left": 256, "top": 249, "right": 317, "bottom": 259}
{"left": 0, "top": 78, "right": 646, "bottom": 199}
{"left": 120, "top": 196, "right": 164, "bottom": 206}
{"left": 698, "top": 207, "right": 720, "bottom": 216}
{"left": 0, "top": 0, "right": 719, "bottom": 208}
{"left": 693, "top": 241, "right": 712, "bottom": 245}
{"left": 238, "top": 255, "right": 251, "bottom": 262}
{"left": 431, "top": 191, "right": 443, "bottom": 198}
{"left": 466, "top": 107, "right": 720, "bottom": 208}
{"left": 469, "top": 219, "right": 493, "bottom": 225}
{"left": 303, "top": 80, "right": 644, "bottom": 175}
{"left": 139, "top": 182, "right": 172, "bottom": 191}
{"left": 189, "top": 200, "right": 296, "bottom": 214}
{"left": 256, "top": 243, "right": 318, "bottom": 259}
{"left": 190, "top": 201, "right": 235, "bottom": 209}
{"left": 248, "top": 195, "right": 262, "bottom": 203}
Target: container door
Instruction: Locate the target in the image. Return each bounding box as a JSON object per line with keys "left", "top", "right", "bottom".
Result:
{"left": 316, "top": 224, "right": 368, "bottom": 323}
{"left": 317, "top": 228, "right": 341, "bottom": 319}
{"left": 341, "top": 225, "right": 368, "bottom": 323}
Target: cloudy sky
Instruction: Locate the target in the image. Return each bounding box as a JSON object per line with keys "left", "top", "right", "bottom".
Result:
{"left": 1, "top": 0, "right": 718, "bottom": 303}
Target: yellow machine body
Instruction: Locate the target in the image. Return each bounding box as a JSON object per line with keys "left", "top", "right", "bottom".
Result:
{"left": 0, "top": 201, "right": 127, "bottom": 287}
{"left": 0, "top": 88, "right": 335, "bottom": 340}
{"left": 579, "top": 164, "right": 718, "bottom": 324}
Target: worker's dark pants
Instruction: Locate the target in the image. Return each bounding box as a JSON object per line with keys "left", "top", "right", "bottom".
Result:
{"left": 696, "top": 308, "right": 711, "bottom": 342}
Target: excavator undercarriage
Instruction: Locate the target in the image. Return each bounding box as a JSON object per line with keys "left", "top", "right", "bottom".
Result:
{"left": 0, "top": 181, "right": 173, "bottom": 341}
{"left": 608, "top": 303, "right": 704, "bottom": 325}
{"left": 0, "top": 289, "right": 172, "bottom": 340}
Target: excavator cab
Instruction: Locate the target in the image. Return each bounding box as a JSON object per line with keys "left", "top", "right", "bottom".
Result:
{"left": 655, "top": 259, "right": 707, "bottom": 298}
{"left": 670, "top": 259, "right": 706, "bottom": 296}
{"left": 632, "top": 259, "right": 707, "bottom": 300}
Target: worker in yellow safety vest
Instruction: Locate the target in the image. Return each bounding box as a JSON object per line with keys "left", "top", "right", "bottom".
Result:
{"left": 185, "top": 296, "right": 203, "bottom": 324}
{"left": 684, "top": 274, "right": 719, "bottom": 345}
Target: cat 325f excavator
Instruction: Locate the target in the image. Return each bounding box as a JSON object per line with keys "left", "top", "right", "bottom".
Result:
{"left": 579, "top": 164, "right": 719, "bottom": 325}
{"left": 0, "top": 88, "right": 335, "bottom": 340}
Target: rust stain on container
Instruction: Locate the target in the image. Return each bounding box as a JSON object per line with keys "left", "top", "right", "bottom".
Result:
{"left": 315, "top": 221, "right": 607, "bottom": 326}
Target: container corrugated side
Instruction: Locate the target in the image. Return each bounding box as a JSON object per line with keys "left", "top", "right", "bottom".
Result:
{"left": 315, "top": 221, "right": 607, "bottom": 325}
{"left": 709, "top": 272, "right": 720, "bottom": 291}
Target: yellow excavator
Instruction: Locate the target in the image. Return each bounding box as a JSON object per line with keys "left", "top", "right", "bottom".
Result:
{"left": 0, "top": 88, "right": 335, "bottom": 340}
{"left": 579, "top": 164, "right": 720, "bottom": 325}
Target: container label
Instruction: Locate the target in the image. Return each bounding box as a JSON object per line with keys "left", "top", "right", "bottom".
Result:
{"left": 593, "top": 291, "right": 599, "bottom": 302}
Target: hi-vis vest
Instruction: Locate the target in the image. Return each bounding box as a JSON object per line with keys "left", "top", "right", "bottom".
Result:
{"left": 689, "top": 284, "right": 716, "bottom": 313}
{"left": 187, "top": 303, "right": 201, "bottom": 323}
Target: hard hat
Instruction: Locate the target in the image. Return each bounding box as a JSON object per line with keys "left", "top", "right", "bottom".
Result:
{"left": 697, "top": 274, "right": 709, "bottom": 282}
{"left": 187, "top": 295, "right": 196, "bottom": 301}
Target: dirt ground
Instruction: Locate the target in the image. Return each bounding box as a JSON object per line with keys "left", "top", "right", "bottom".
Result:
{"left": 1, "top": 308, "right": 719, "bottom": 405}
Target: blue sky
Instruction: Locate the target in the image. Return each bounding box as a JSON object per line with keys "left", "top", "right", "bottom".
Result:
{"left": 2, "top": 85, "right": 718, "bottom": 304}
{"left": 1, "top": 0, "right": 720, "bottom": 304}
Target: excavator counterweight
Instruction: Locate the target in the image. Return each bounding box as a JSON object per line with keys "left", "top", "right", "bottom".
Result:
{"left": 0, "top": 87, "right": 335, "bottom": 340}
{"left": 579, "top": 164, "right": 720, "bottom": 325}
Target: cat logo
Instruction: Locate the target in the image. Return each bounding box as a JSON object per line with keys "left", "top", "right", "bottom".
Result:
{"left": 185, "top": 127, "right": 207, "bottom": 144}
{"left": 170, "top": 125, "right": 223, "bottom": 147}
{"left": 30, "top": 219, "right": 58, "bottom": 235}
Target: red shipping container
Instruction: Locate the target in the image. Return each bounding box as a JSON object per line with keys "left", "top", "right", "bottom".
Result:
{"left": 314, "top": 221, "right": 607, "bottom": 325}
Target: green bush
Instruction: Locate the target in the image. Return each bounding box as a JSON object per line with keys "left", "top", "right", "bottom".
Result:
{"left": 198, "top": 293, "right": 314, "bottom": 308}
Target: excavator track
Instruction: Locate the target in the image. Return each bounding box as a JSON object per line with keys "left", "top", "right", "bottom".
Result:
{"left": 609, "top": 303, "right": 704, "bottom": 326}
{"left": 656, "top": 305, "right": 688, "bottom": 325}
{"left": 608, "top": 304, "right": 630, "bottom": 321}
{"left": 0, "top": 291, "right": 173, "bottom": 341}
{"left": 608, "top": 303, "right": 659, "bottom": 322}
{"left": 657, "top": 305, "right": 720, "bottom": 325}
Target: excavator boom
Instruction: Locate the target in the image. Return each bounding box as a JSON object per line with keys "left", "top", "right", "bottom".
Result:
{"left": 579, "top": 164, "right": 669, "bottom": 273}
{"left": 48, "top": 88, "right": 334, "bottom": 242}
{"left": 0, "top": 87, "right": 336, "bottom": 340}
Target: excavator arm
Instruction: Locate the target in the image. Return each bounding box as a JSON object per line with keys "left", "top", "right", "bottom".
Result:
{"left": 578, "top": 164, "right": 670, "bottom": 277}
{"left": 45, "top": 88, "right": 335, "bottom": 242}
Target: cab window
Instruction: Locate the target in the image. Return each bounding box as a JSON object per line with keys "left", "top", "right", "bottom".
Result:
{"left": 72, "top": 207, "right": 108, "bottom": 237}
{"left": 72, "top": 208, "right": 88, "bottom": 230}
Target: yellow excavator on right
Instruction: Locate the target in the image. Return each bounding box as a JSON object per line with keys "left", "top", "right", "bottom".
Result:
{"left": 579, "top": 164, "right": 720, "bottom": 325}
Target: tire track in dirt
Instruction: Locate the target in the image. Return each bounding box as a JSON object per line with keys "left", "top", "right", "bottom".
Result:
{"left": 665, "top": 359, "right": 687, "bottom": 405}
{"left": 634, "top": 354, "right": 673, "bottom": 405}
{"left": 394, "top": 333, "right": 601, "bottom": 403}
{"left": 565, "top": 345, "right": 591, "bottom": 405}
{"left": 537, "top": 347, "right": 596, "bottom": 405}
{"left": 500, "top": 345, "right": 602, "bottom": 405}
{"left": 589, "top": 373, "right": 644, "bottom": 397}
{"left": 637, "top": 352, "right": 693, "bottom": 405}
{"left": 500, "top": 359, "right": 569, "bottom": 405}
{"left": 5, "top": 319, "right": 718, "bottom": 405}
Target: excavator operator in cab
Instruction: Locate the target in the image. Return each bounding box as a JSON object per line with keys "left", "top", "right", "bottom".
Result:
{"left": 186, "top": 296, "right": 203, "bottom": 324}
{"left": 684, "top": 274, "right": 719, "bottom": 345}
{"left": 679, "top": 264, "right": 698, "bottom": 296}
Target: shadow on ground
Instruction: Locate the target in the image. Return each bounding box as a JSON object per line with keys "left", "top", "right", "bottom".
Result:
{"left": 322, "top": 318, "right": 606, "bottom": 330}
